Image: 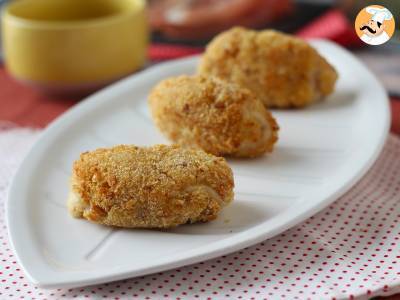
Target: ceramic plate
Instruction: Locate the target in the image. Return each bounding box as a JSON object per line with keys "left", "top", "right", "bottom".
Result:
{"left": 7, "top": 40, "right": 390, "bottom": 288}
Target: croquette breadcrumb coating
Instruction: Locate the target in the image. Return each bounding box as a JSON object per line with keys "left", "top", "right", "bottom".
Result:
{"left": 68, "top": 144, "right": 234, "bottom": 228}
{"left": 149, "top": 75, "right": 279, "bottom": 158}
{"left": 198, "top": 27, "right": 338, "bottom": 108}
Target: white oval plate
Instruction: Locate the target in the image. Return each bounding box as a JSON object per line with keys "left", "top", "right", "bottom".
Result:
{"left": 7, "top": 40, "right": 389, "bottom": 289}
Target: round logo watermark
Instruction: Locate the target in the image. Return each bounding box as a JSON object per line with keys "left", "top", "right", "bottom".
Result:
{"left": 354, "top": 5, "right": 395, "bottom": 46}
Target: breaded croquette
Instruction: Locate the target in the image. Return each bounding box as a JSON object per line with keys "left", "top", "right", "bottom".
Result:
{"left": 68, "top": 144, "right": 234, "bottom": 228}
{"left": 198, "top": 27, "right": 338, "bottom": 108}
{"left": 149, "top": 75, "right": 278, "bottom": 158}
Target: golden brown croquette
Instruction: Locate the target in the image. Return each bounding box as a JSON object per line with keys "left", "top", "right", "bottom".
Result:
{"left": 198, "top": 27, "right": 338, "bottom": 108}
{"left": 149, "top": 75, "right": 278, "bottom": 157}
{"left": 68, "top": 144, "right": 234, "bottom": 228}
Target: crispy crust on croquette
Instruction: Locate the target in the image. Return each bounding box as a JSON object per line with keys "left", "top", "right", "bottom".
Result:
{"left": 149, "top": 75, "right": 279, "bottom": 157}
{"left": 68, "top": 144, "right": 234, "bottom": 228}
{"left": 198, "top": 27, "right": 338, "bottom": 108}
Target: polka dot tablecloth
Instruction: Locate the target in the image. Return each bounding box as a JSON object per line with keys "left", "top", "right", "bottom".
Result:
{"left": 1, "top": 128, "right": 400, "bottom": 300}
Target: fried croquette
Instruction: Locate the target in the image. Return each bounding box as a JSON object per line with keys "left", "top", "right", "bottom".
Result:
{"left": 68, "top": 144, "right": 234, "bottom": 228}
{"left": 149, "top": 75, "right": 279, "bottom": 157}
{"left": 198, "top": 27, "right": 338, "bottom": 108}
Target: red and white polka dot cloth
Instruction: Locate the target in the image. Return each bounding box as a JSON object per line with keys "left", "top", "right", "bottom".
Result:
{"left": 1, "top": 128, "right": 400, "bottom": 300}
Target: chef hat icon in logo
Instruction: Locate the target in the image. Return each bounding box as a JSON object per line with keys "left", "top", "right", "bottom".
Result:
{"left": 355, "top": 5, "right": 395, "bottom": 46}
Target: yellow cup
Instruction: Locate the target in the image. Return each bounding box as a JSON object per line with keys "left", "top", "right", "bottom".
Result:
{"left": 1, "top": 0, "right": 148, "bottom": 96}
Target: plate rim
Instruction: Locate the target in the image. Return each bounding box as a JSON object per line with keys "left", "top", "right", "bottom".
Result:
{"left": 6, "top": 39, "right": 391, "bottom": 288}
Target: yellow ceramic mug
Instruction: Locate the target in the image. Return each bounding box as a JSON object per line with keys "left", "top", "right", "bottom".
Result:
{"left": 1, "top": 0, "right": 148, "bottom": 95}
